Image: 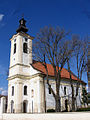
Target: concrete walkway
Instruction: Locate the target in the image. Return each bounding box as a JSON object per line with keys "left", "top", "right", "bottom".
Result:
{"left": 0, "top": 112, "right": 90, "bottom": 120}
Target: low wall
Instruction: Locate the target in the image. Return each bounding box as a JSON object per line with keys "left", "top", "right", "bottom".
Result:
{"left": 0, "top": 103, "right": 2, "bottom": 114}
{"left": 0, "top": 112, "right": 90, "bottom": 120}
{"left": 0, "top": 97, "right": 6, "bottom": 114}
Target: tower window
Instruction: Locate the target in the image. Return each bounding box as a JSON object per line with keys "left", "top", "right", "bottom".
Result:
{"left": 14, "top": 43, "right": 16, "bottom": 54}
{"left": 64, "top": 86, "right": 66, "bottom": 95}
{"left": 24, "top": 86, "right": 27, "bottom": 95}
{"left": 25, "top": 38, "right": 28, "bottom": 42}
{"left": 14, "top": 39, "right": 16, "bottom": 42}
{"left": 23, "top": 43, "right": 27, "bottom": 53}
{"left": 12, "top": 86, "right": 14, "bottom": 96}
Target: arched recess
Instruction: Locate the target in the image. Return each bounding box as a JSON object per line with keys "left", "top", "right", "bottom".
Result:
{"left": 23, "top": 100, "right": 28, "bottom": 113}
{"left": 11, "top": 100, "right": 14, "bottom": 113}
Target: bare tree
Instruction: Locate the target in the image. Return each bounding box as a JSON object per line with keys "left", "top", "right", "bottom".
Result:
{"left": 33, "top": 26, "right": 77, "bottom": 112}
{"left": 75, "top": 36, "right": 88, "bottom": 107}
{"left": 67, "top": 35, "right": 88, "bottom": 111}
{"left": 67, "top": 58, "right": 76, "bottom": 111}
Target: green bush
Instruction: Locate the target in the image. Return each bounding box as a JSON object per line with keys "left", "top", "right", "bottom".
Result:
{"left": 47, "top": 109, "right": 55, "bottom": 112}
{"left": 87, "top": 93, "right": 90, "bottom": 98}
{"left": 77, "top": 107, "right": 90, "bottom": 111}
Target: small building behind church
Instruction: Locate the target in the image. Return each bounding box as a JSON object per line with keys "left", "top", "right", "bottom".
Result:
{"left": 0, "top": 18, "right": 86, "bottom": 114}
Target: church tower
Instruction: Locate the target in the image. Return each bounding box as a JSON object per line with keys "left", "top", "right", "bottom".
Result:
{"left": 7, "top": 18, "right": 34, "bottom": 113}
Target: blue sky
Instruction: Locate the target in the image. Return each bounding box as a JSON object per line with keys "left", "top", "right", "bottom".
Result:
{"left": 0, "top": 0, "right": 90, "bottom": 94}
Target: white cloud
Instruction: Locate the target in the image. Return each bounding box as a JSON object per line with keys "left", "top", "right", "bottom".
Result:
{"left": 0, "top": 88, "right": 3, "bottom": 91}
{"left": 1, "top": 90, "right": 8, "bottom": 95}
{"left": 0, "top": 87, "right": 8, "bottom": 95}
{"left": 0, "top": 14, "right": 4, "bottom": 21}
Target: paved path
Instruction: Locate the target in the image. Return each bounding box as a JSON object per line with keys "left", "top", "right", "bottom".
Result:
{"left": 0, "top": 112, "right": 90, "bottom": 120}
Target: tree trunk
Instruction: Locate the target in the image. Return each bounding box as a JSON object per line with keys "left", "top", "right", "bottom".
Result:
{"left": 55, "top": 95, "right": 61, "bottom": 112}
{"left": 71, "top": 85, "right": 75, "bottom": 111}
{"left": 43, "top": 77, "right": 46, "bottom": 112}
{"left": 67, "top": 59, "right": 76, "bottom": 112}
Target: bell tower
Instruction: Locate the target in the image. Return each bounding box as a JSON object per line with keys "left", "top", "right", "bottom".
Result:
{"left": 7, "top": 18, "right": 34, "bottom": 113}
{"left": 9, "top": 17, "right": 34, "bottom": 77}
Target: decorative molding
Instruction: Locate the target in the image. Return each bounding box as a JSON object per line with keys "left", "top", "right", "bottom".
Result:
{"left": 9, "top": 63, "right": 30, "bottom": 69}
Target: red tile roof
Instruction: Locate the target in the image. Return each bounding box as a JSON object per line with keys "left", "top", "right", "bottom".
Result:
{"left": 32, "top": 61, "right": 86, "bottom": 84}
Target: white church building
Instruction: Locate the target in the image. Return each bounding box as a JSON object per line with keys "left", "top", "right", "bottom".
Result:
{"left": 0, "top": 18, "right": 86, "bottom": 114}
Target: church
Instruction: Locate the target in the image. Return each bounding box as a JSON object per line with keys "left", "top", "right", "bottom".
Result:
{"left": 0, "top": 18, "right": 86, "bottom": 113}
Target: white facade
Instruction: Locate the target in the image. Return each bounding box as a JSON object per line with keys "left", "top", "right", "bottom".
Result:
{"left": 6, "top": 19, "right": 86, "bottom": 113}
{"left": 45, "top": 77, "right": 83, "bottom": 111}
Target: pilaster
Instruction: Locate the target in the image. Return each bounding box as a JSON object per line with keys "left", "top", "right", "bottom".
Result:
{"left": 14, "top": 81, "right": 23, "bottom": 113}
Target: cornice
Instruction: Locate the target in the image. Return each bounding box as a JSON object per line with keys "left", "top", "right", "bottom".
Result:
{"left": 7, "top": 73, "right": 43, "bottom": 81}
{"left": 10, "top": 32, "right": 34, "bottom": 41}
{"left": 8, "top": 74, "right": 30, "bottom": 80}
{"left": 9, "top": 63, "right": 30, "bottom": 69}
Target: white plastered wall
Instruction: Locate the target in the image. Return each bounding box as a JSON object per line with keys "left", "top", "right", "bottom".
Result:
{"left": 44, "top": 77, "right": 83, "bottom": 111}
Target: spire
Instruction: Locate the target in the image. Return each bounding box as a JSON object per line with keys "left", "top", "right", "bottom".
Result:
{"left": 16, "top": 17, "right": 28, "bottom": 33}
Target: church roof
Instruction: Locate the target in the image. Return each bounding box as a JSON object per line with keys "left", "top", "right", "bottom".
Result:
{"left": 16, "top": 17, "right": 28, "bottom": 33}
{"left": 0, "top": 94, "right": 7, "bottom": 98}
{"left": 32, "top": 61, "right": 86, "bottom": 84}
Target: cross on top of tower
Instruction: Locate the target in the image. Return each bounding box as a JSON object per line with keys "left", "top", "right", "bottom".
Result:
{"left": 16, "top": 17, "right": 28, "bottom": 33}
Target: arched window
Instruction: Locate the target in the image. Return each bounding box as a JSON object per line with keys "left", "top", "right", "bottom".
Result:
{"left": 25, "top": 38, "right": 28, "bottom": 42}
{"left": 31, "top": 89, "right": 34, "bottom": 98}
{"left": 64, "top": 86, "right": 66, "bottom": 95}
{"left": 23, "top": 43, "right": 27, "bottom": 53}
{"left": 49, "top": 85, "right": 51, "bottom": 94}
{"left": 24, "top": 86, "right": 27, "bottom": 95}
{"left": 12, "top": 86, "right": 14, "bottom": 96}
{"left": 14, "top": 43, "right": 16, "bottom": 54}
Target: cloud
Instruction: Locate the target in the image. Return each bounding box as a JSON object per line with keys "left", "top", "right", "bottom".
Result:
{"left": 0, "top": 87, "right": 8, "bottom": 95}
{"left": 0, "top": 88, "right": 3, "bottom": 91}
{"left": 1, "top": 90, "right": 8, "bottom": 95}
{"left": 0, "top": 14, "right": 4, "bottom": 21}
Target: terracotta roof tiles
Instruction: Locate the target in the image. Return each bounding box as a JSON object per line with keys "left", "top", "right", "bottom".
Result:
{"left": 32, "top": 61, "right": 86, "bottom": 84}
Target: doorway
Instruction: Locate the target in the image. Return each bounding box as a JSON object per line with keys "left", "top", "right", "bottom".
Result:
{"left": 65, "top": 99, "right": 68, "bottom": 112}
{"left": 23, "top": 100, "right": 28, "bottom": 113}
{"left": 11, "top": 100, "right": 14, "bottom": 113}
